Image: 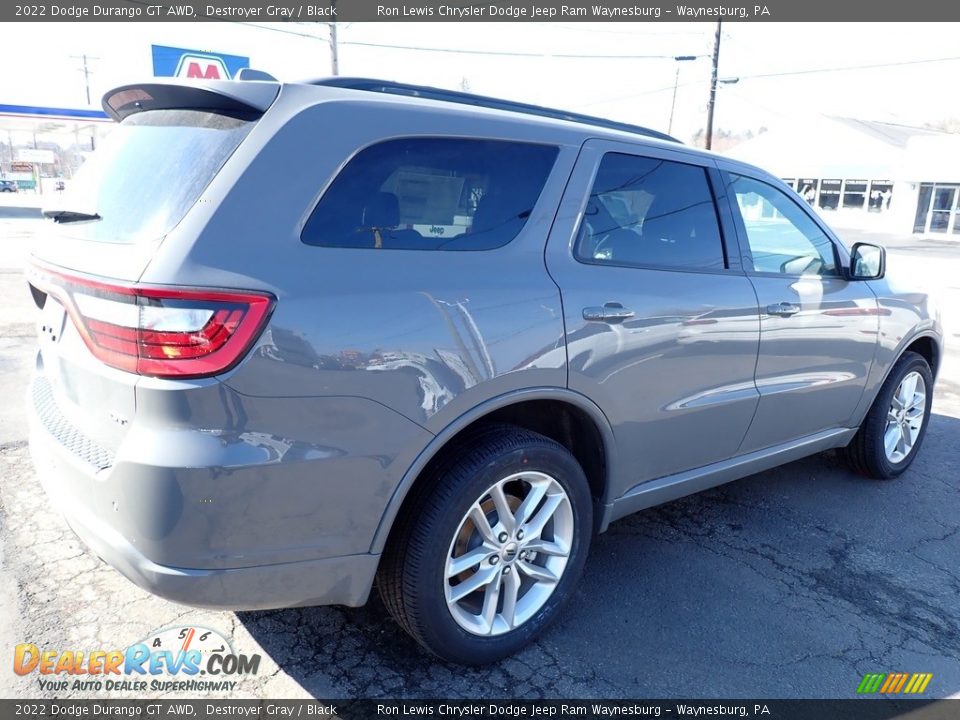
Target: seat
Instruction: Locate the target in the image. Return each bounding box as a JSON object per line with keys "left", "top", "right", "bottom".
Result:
{"left": 445, "top": 190, "right": 530, "bottom": 250}
{"left": 358, "top": 192, "right": 424, "bottom": 248}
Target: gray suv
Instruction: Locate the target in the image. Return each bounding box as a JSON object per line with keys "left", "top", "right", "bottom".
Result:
{"left": 27, "top": 77, "right": 942, "bottom": 665}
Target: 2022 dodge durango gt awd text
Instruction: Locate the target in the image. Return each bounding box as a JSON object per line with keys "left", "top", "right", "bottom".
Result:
{"left": 26, "top": 76, "right": 943, "bottom": 665}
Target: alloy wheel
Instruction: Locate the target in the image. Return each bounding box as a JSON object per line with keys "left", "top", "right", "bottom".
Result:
{"left": 884, "top": 370, "right": 927, "bottom": 464}
{"left": 444, "top": 471, "right": 574, "bottom": 636}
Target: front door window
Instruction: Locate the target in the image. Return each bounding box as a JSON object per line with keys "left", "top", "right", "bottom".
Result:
{"left": 728, "top": 174, "right": 839, "bottom": 276}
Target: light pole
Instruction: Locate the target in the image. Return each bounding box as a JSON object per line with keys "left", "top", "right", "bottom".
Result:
{"left": 668, "top": 55, "right": 697, "bottom": 135}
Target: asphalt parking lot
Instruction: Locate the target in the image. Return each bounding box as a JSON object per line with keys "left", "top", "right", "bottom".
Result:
{"left": 1, "top": 216, "right": 958, "bottom": 699}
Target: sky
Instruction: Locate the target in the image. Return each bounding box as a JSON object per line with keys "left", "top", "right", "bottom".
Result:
{"left": 2, "top": 21, "right": 959, "bottom": 143}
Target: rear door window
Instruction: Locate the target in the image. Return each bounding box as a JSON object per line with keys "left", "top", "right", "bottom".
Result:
{"left": 48, "top": 109, "right": 253, "bottom": 244}
{"left": 574, "top": 153, "right": 726, "bottom": 271}
{"left": 301, "top": 138, "right": 558, "bottom": 251}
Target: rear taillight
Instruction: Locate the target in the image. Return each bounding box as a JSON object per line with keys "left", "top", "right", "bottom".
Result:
{"left": 29, "top": 263, "right": 274, "bottom": 378}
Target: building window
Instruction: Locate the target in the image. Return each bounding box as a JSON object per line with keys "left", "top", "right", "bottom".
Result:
{"left": 842, "top": 180, "right": 868, "bottom": 209}
{"left": 797, "top": 179, "right": 818, "bottom": 205}
{"left": 782, "top": 178, "right": 796, "bottom": 191}
{"left": 868, "top": 181, "right": 893, "bottom": 212}
{"left": 913, "top": 184, "right": 934, "bottom": 233}
{"left": 818, "top": 179, "right": 841, "bottom": 210}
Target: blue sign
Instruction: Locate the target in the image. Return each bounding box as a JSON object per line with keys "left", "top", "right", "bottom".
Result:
{"left": 151, "top": 45, "right": 249, "bottom": 80}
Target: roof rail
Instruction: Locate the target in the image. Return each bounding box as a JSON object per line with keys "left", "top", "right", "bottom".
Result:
{"left": 307, "top": 77, "right": 680, "bottom": 144}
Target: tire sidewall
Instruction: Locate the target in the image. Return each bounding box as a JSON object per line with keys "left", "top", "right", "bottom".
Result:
{"left": 413, "top": 441, "right": 592, "bottom": 665}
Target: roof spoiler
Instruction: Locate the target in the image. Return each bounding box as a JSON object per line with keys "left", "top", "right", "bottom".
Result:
{"left": 102, "top": 80, "right": 280, "bottom": 122}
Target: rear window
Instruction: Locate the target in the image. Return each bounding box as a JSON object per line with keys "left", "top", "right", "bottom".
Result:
{"left": 49, "top": 109, "right": 253, "bottom": 244}
{"left": 301, "top": 138, "right": 558, "bottom": 251}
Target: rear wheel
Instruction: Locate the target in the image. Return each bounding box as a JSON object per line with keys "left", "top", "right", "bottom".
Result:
{"left": 377, "top": 425, "right": 592, "bottom": 665}
{"left": 843, "top": 351, "right": 933, "bottom": 479}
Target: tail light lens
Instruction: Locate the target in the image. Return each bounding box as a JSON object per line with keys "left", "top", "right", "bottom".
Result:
{"left": 29, "top": 263, "right": 274, "bottom": 378}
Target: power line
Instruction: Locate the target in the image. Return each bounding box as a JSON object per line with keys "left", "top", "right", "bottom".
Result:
{"left": 735, "top": 54, "right": 960, "bottom": 81}
{"left": 533, "top": 22, "right": 710, "bottom": 36}
{"left": 338, "top": 39, "right": 705, "bottom": 60}
{"left": 575, "top": 78, "right": 705, "bottom": 109}
{"left": 575, "top": 54, "right": 960, "bottom": 110}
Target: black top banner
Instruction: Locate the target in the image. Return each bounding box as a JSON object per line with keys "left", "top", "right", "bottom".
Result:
{"left": 6, "top": 0, "right": 960, "bottom": 22}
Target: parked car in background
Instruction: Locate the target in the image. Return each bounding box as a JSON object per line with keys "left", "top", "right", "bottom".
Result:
{"left": 0, "top": 179, "right": 18, "bottom": 192}
{"left": 27, "top": 77, "right": 943, "bottom": 665}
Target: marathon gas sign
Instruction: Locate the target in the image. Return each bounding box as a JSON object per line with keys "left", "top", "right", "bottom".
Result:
{"left": 151, "top": 44, "right": 249, "bottom": 80}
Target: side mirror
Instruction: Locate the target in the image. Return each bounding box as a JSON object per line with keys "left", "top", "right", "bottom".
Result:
{"left": 849, "top": 242, "right": 885, "bottom": 280}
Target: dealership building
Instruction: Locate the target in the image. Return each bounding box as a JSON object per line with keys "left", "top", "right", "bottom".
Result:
{"left": 723, "top": 116, "right": 960, "bottom": 238}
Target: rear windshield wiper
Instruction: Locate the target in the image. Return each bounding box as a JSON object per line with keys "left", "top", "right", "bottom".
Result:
{"left": 43, "top": 209, "right": 102, "bottom": 223}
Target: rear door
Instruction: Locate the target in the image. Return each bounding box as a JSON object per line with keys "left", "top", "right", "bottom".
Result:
{"left": 545, "top": 140, "right": 761, "bottom": 498}
{"left": 717, "top": 166, "right": 878, "bottom": 452}
{"left": 28, "top": 84, "right": 272, "bottom": 457}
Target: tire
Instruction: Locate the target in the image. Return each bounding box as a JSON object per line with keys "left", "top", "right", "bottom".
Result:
{"left": 377, "top": 424, "right": 593, "bottom": 665}
{"left": 843, "top": 351, "right": 933, "bottom": 479}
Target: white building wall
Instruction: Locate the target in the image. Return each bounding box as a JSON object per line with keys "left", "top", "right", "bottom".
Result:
{"left": 723, "top": 118, "right": 960, "bottom": 238}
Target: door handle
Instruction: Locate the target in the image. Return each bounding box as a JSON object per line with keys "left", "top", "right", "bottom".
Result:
{"left": 766, "top": 302, "right": 801, "bottom": 317}
{"left": 583, "top": 303, "right": 636, "bottom": 323}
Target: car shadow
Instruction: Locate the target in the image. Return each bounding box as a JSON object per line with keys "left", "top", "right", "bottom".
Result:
{"left": 237, "top": 411, "right": 960, "bottom": 699}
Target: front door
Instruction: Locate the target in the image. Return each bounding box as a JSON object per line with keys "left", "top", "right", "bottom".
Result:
{"left": 929, "top": 186, "right": 959, "bottom": 234}
{"left": 719, "top": 168, "right": 879, "bottom": 452}
{"left": 546, "top": 141, "right": 761, "bottom": 498}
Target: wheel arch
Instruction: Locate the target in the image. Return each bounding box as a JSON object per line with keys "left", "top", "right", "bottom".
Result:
{"left": 902, "top": 333, "right": 940, "bottom": 379}
{"left": 880, "top": 331, "right": 942, "bottom": 391}
{"left": 370, "top": 388, "right": 617, "bottom": 554}
{"left": 852, "top": 329, "right": 942, "bottom": 429}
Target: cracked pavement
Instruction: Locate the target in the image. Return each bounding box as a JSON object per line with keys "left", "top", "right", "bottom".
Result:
{"left": 1, "top": 218, "right": 958, "bottom": 699}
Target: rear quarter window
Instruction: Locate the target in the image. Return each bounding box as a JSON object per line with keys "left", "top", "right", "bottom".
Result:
{"left": 301, "top": 138, "right": 558, "bottom": 251}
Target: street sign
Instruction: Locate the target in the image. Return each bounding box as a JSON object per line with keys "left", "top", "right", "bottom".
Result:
{"left": 17, "top": 149, "right": 55, "bottom": 164}
{"left": 151, "top": 45, "right": 249, "bottom": 80}
{"left": 11, "top": 161, "right": 34, "bottom": 172}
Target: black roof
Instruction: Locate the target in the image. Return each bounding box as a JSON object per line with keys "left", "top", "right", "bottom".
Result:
{"left": 307, "top": 77, "right": 680, "bottom": 144}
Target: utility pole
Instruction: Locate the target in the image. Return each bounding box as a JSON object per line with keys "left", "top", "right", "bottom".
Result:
{"left": 71, "top": 54, "right": 99, "bottom": 106}
{"left": 705, "top": 21, "right": 722, "bottom": 150}
{"left": 329, "top": 22, "right": 339, "bottom": 75}
{"left": 329, "top": 1, "right": 339, "bottom": 75}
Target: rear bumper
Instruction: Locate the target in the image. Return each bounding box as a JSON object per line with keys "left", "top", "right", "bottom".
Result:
{"left": 29, "top": 425, "right": 379, "bottom": 609}
{"left": 24, "top": 371, "right": 434, "bottom": 609}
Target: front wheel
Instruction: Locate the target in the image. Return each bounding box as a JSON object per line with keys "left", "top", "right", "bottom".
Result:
{"left": 377, "top": 425, "right": 593, "bottom": 665}
{"left": 843, "top": 351, "right": 933, "bottom": 479}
